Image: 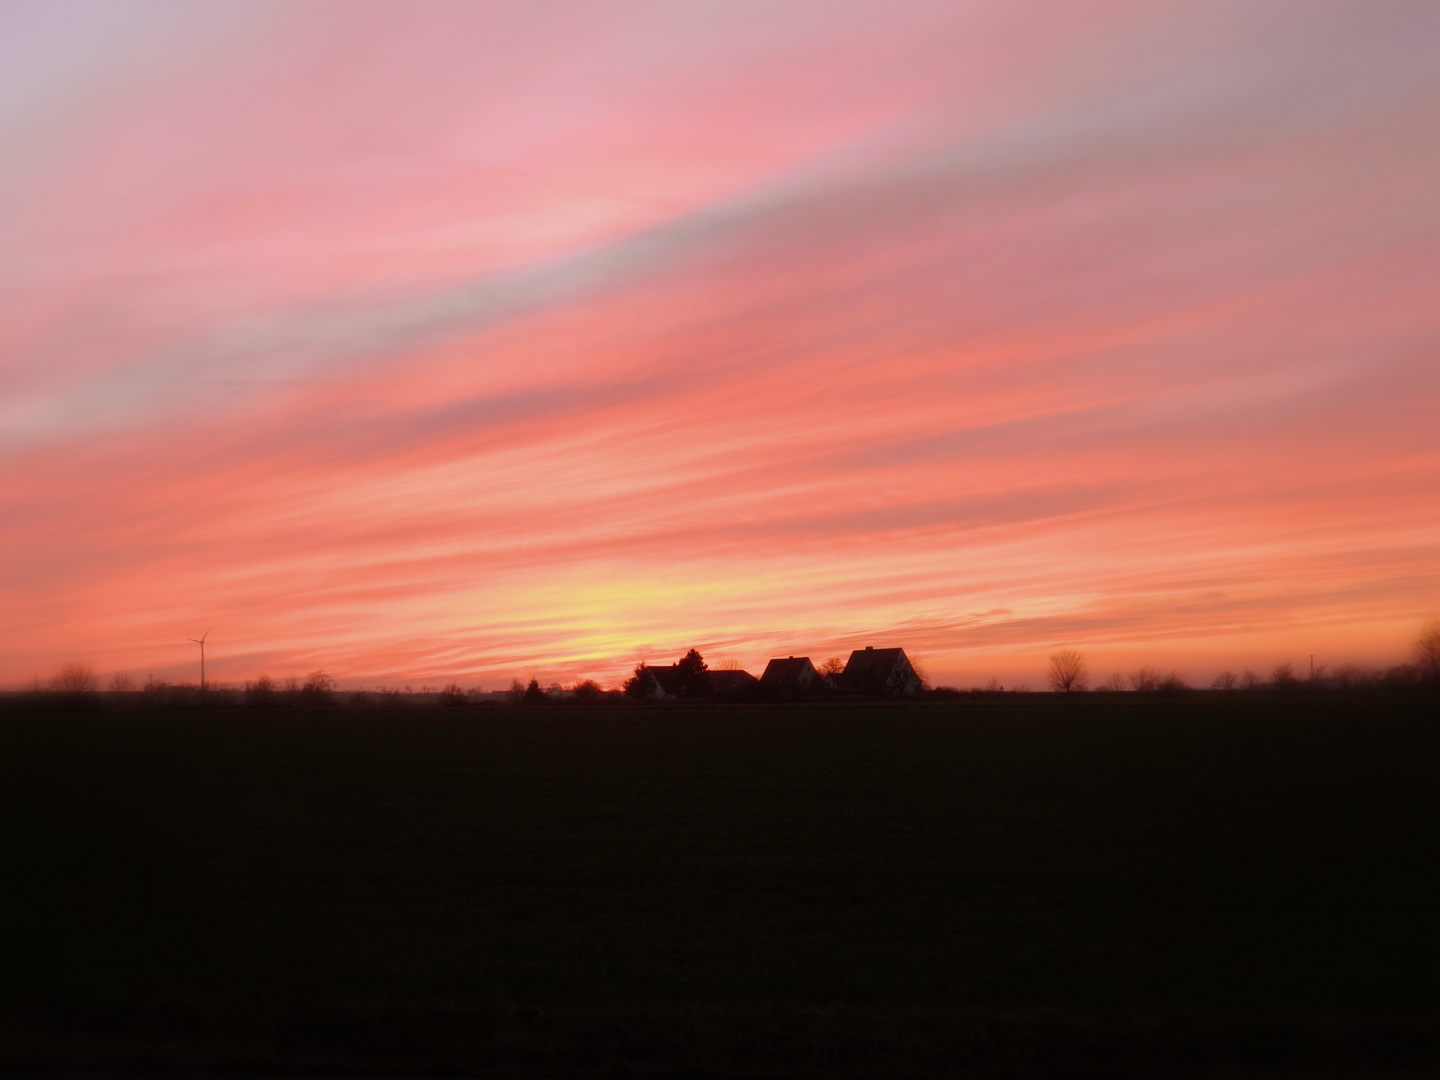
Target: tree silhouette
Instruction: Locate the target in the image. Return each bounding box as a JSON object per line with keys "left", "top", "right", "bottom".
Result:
{"left": 1047, "top": 650, "right": 1088, "bottom": 693}
{"left": 572, "top": 679, "right": 602, "bottom": 703}
{"left": 677, "top": 648, "right": 709, "bottom": 697}
{"left": 300, "top": 670, "right": 335, "bottom": 706}
{"left": 622, "top": 665, "right": 648, "bottom": 699}
{"left": 522, "top": 678, "right": 545, "bottom": 704}
{"left": 245, "top": 675, "right": 276, "bottom": 708}
{"left": 1414, "top": 618, "right": 1440, "bottom": 684}
{"left": 50, "top": 663, "right": 98, "bottom": 694}
{"left": 1128, "top": 666, "right": 1160, "bottom": 692}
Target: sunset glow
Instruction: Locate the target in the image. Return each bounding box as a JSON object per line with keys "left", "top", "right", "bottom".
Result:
{"left": 3, "top": 1, "right": 1437, "bottom": 689}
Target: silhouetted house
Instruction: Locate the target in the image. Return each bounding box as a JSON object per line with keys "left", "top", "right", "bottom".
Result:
{"left": 636, "top": 664, "right": 688, "bottom": 699}
{"left": 843, "top": 646, "right": 922, "bottom": 697}
{"left": 636, "top": 664, "right": 753, "bottom": 699}
{"left": 708, "top": 668, "right": 760, "bottom": 700}
{"left": 761, "top": 656, "right": 820, "bottom": 696}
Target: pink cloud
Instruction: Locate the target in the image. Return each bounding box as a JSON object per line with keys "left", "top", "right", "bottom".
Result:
{"left": 2, "top": 1, "right": 1437, "bottom": 689}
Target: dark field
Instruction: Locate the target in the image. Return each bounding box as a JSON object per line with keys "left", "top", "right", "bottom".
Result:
{"left": 1, "top": 693, "right": 1436, "bottom": 1077}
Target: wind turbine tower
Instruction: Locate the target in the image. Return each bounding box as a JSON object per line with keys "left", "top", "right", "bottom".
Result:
{"left": 189, "top": 630, "right": 210, "bottom": 691}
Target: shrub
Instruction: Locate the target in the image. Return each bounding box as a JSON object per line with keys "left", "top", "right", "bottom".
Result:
{"left": 245, "top": 675, "right": 276, "bottom": 708}
{"left": 1332, "top": 664, "right": 1377, "bottom": 689}
{"left": 300, "top": 670, "right": 335, "bottom": 706}
{"left": 1271, "top": 663, "right": 1298, "bottom": 690}
{"left": 1158, "top": 672, "right": 1189, "bottom": 694}
{"left": 1129, "top": 667, "right": 1161, "bottom": 692}
{"left": 50, "top": 663, "right": 98, "bottom": 694}
{"left": 1414, "top": 618, "right": 1440, "bottom": 684}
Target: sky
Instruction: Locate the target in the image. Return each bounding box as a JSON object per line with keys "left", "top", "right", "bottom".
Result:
{"left": 2, "top": 0, "right": 1437, "bottom": 690}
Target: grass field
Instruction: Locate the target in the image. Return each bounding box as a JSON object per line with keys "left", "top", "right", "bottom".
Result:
{"left": 1, "top": 692, "right": 1435, "bottom": 1076}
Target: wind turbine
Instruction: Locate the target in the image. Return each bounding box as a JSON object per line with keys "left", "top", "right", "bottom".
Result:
{"left": 189, "top": 629, "right": 210, "bottom": 691}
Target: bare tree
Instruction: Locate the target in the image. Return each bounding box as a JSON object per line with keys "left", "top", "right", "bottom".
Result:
{"left": 909, "top": 657, "right": 932, "bottom": 692}
{"left": 245, "top": 675, "right": 276, "bottom": 708}
{"left": 1047, "top": 650, "right": 1088, "bottom": 693}
{"left": 1158, "top": 672, "right": 1189, "bottom": 693}
{"left": 507, "top": 678, "right": 526, "bottom": 704}
{"left": 715, "top": 659, "right": 742, "bottom": 671}
{"left": 1211, "top": 671, "right": 1238, "bottom": 690}
{"left": 1332, "top": 663, "right": 1376, "bottom": 689}
{"left": 300, "top": 670, "right": 334, "bottom": 706}
{"left": 1271, "top": 662, "right": 1297, "bottom": 689}
{"left": 109, "top": 672, "right": 136, "bottom": 694}
{"left": 438, "top": 682, "right": 468, "bottom": 706}
{"left": 1128, "top": 666, "right": 1160, "bottom": 692}
{"left": 1240, "top": 670, "right": 1261, "bottom": 690}
{"left": 1099, "top": 671, "right": 1126, "bottom": 692}
{"left": 1414, "top": 618, "right": 1440, "bottom": 684}
{"left": 50, "top": 663, "right": 98, "bottom": 693}
{"left": 572, "top": 679, "right": 603, "bottom": 703}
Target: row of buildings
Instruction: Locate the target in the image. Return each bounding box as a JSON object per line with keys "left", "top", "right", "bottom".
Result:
{"left": 634, "top": 646, "right": 923, "bottom": 700}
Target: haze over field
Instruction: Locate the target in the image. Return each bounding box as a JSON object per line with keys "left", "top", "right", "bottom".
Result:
{"left": 2, "top": 1, "right": 1437, "bottom": 688}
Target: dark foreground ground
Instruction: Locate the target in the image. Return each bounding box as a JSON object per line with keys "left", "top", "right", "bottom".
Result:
{"left": 1, "top": 692, "right": 1435, "bottom": 1077}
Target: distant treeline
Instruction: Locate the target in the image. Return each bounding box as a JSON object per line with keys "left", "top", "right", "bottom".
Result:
{"left": 8, "top": 619, "right": 1439, "bottom": 713}
{"left": 5, "top": 622, "right": 1434, "bottom": 714}
{"left": 1038, "top": 617, "right": 1440, "bottom": 695}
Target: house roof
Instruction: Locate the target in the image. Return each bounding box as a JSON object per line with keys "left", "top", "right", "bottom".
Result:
{"left": 761, "top": 656, "right": 818, "bottom": 685}
{"left": 842, "top": 647, "right": 912, "bottom": 680}
{"left": 642, "top": 664, "right": 756, "bottom": 697}
{"left": 641, "top": 664, "right": 686, "bottom": 695}
{"left": 709, "top": 669, "right": 759, "bottom": 692}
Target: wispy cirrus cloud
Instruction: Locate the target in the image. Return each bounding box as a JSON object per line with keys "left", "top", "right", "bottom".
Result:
{"left": 2, "top": 0, "right": 1437, "bottom": 687}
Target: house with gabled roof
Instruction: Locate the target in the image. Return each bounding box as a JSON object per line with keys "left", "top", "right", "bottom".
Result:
{"left": 632, "top": 664, "right": 685, "bottom": 699}
{"left": 708, "top": 668, "right": 760, "bottom": 699}
{"left": 842, "top": 646, "right": 922, "bottom": 697}
{"left": 633, "top": 664, "right": 759, "bottom": 699}
{"left": 760, "top": 656, "right": 820, "bottom": 696}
